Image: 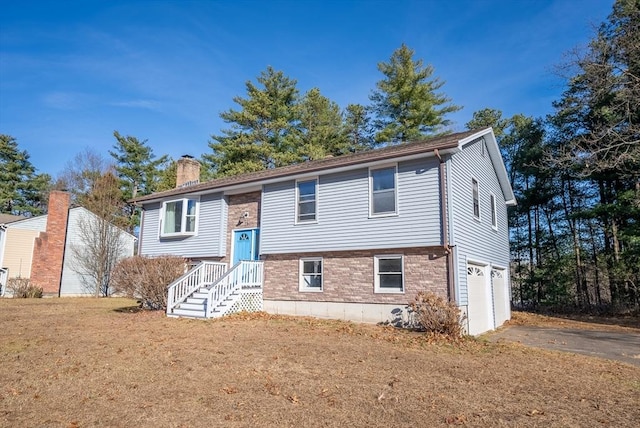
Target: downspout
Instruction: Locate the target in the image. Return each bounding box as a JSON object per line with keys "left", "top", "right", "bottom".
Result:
{"left": 434, "top": 149, "right": 456, "bottom": 303}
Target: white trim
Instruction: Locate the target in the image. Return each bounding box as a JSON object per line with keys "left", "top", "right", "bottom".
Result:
{"left": 459, "top": 128, "right": 516, "bottom": 206}
{"left": 299, "top": 257, "right": 323, "bottom": 292}
{"left": 159, "top": 197, "right": 200, "bottom": 238}
{"left": 490, "top": 192, "right": 498, "bottom": 230}
{"left": 374, "top": 254, "right": 404, "bottom": 294}
{"left": 294, "top": 177, "right": 318, "bottom": 225}
{"left": 471, "top": 176, "right": 480, "bottom": 222}
{"left": 466, "top": 258, "right": 489, "bottom": 267}
{"left": 369, "top": 164, "right": 398, "bottom": 218}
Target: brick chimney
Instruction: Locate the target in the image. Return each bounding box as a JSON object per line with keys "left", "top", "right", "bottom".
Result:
{"left": 30, "top": 190, "right": 71, "bottom": 295}
{"left": 176, "top": 155, "right": 200, "bottom": 188}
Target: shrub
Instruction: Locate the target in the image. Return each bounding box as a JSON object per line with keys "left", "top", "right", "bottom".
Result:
{"left": 7, "top": 278, "right": 43, "bottom": 298}
{"left": 408, "top": 292, "right": 466, "bottom": 337}
{"left": 110, "top": 256, "right": 186, "bottom": 310}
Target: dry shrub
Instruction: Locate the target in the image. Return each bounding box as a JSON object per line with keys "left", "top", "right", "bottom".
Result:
{"left": 408, "top": 292, "right": 466, "bottom": 337}
{"left": 110, "top": 256, "right": 186, "bottom": 310}
{"left": 8, "top": 278, "right": 43, "bottom": 298}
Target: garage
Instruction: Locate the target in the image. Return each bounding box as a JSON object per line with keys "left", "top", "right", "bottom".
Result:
{"left": 466, "top": 263, "right": 493, "bottom": 335}
{"left": 491, "top": 268, "right": 509, "bottom": 328}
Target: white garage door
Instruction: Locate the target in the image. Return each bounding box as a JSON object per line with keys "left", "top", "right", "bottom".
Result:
{"left": 492, "top": 268, "right": 509, "bottom": 327}
{"left": 467, "top": 263, "right": 493, "bottom": 335}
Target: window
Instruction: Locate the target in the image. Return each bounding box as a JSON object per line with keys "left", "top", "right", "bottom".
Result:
{"left": 161, "top": 198, "right": 197, "bottom": 236}
{"left": 370, "top": 166, "right": 397, "bottom": 216}
{"left": 299, "top": 258, "right": 323, "bottom": 291}
{"left": 297, "top": 179, "right": 317, "bottom": 223}
{"left": 374, "top": 255, "right": 404, "bottom": 293}
{"left": 490, "top": 193, "right": 497, "bottom": 229}
{"left": 472, "top": 178, "right": 480, "bottom": 220}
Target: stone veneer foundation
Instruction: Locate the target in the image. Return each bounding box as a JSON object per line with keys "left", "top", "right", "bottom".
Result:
{"left": 262, "top": 246, "right": 449, "bottom": 323}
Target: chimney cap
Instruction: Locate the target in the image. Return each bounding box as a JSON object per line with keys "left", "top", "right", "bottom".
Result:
{"left": 180, "top": 154, "right": 194, "bottom": 159}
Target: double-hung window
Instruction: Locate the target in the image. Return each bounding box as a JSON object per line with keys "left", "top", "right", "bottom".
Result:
{"left": 370, "top": 166, "right": 397, "bottom": 216}
{"left": 299, "top": 258, "right": 323, "bottom": 291}
{"left": 161, "top": 198, "right": 198, "bottom": 237}
{"left": 472, "top": 178, "right": 480, "bottom": 220}
{"left": 297, "top": 179, "right": 317, "bottom": 223}
{"left": 374, "top": 255, "right": 404, "bottom": 293}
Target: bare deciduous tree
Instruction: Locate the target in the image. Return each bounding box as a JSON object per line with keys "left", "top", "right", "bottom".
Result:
{"left": 69, "top": 172, "right": 129, "bottom": 297}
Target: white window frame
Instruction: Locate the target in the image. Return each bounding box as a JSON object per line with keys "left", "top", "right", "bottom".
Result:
{"left": 369, "top": 164, "right": 398, "bottom": 217}
{"left": 160, "top": 197, "right": 199, "bottom": 237}
{"left": 299, "top": 257, "right": 323, "bottom": 292}
{"left": 295, "top": 178, "right": 318, "bottom": 224}
{"left": 490, "top": 193, "right": 498, "bottom": 230}
{"left": 471, "top": 177, "right": 480, "bottom": 221}
{"left": 374, "top": 255, "right": 404, "bottom": 293}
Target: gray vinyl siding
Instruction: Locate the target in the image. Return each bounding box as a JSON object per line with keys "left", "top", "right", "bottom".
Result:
{"left": 261, "top": 157, "right": 442, "bottom": 254}
{"left": 139, "top": 192, "right": 226, "bottom": 258}
{"left": 7, "top": 216, "right": 47, "bottom": 232}
{"left": 449, "top": 138, "right": 510, "bottom": 306}
{"left": 60, "top": 208, "right": 136, "bottom": 296}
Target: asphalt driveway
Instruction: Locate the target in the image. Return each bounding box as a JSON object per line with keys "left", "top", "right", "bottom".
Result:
{"left": 489, "top": 325, "right": 640, "bottom": 367}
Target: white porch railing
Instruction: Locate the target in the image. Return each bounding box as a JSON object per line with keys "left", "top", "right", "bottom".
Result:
{"left": 205, "top": 260, "right": 264, "bottom": 317}
{"left": 167, "top": 261, "right": 227, "bottom": 314}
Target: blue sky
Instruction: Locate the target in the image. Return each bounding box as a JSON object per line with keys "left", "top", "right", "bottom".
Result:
{"left": 1, "top": 0, "right": 613, "bottom": 178}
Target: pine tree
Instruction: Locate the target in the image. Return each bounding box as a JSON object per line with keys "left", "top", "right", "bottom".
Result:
{"left": 298, "top": 88, "right": 348, "bottom": 160}
{"left": 109, "top": 131, "right": 168, "bottom": 231}
{"left": 370, "top": 44, "right": 461, "bottom": 144}
{"left": 203, "top": 67, "right": 301, "bottom": 178}
{"left": 0, "top": 134, "right": 51, "bottom": 216}
{"left": 343, "top": 104, "right": 375, "bottom": 152}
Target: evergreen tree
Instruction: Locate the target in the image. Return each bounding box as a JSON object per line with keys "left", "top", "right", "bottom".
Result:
{"left": 298, "top": 88, "right": 349, "bottom": 160}
{"left": 343, "top": 103, "right": 375, "bottom": 152}
{"left": 109, "top": 131, "right": 168, "bottom": 232}
{"left": 203, "top": 67, "right": 301, "bottom": 178}
{"left": 548, "top": 0, "right": 639, "bottom": 305}
{"left": 0, "top": 134, "right": 51, "bottom": 216}
{"left": 465, "top": 108, "right": 509, "bottom": 139}
{"left": 370, "top": 44, "right": 461, "bottom": 144}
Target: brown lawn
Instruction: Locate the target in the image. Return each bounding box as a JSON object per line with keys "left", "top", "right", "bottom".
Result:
{"left": 1, "top": 298, "right": 638, "bottom": 427}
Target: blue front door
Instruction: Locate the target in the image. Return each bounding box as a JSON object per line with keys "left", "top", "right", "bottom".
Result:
{"left": 233, "top": 229, "right": 259, "bottom": 265}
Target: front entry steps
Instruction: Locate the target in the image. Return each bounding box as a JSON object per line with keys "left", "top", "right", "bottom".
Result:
{"left": 168, "top": 288, "right": 242, "bottom": 319}
{"left": 166, "top": 260, "right": 264, "bottom": 319}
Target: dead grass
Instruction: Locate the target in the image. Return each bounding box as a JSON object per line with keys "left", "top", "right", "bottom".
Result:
{"left": 508, "top": 310, "right": 640, "bottom": 332}
{"left": 1, "top": 298, "right": 638, "bottom": 427}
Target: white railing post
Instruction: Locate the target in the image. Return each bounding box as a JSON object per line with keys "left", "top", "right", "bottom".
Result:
{"left": 166, "top": 261, "right": 227, "bottom": 314}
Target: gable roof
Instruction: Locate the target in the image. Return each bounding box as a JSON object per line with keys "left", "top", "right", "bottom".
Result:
{"left": 0, "top": 213, "right": 23, "bottom": 225}
{"left": 133, "top": 128, "right": 515, "bottom": 205}
{"left": 6, "top": 207, "right": 137, "bottom": 240}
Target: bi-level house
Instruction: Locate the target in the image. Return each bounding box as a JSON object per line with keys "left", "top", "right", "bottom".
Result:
{"left": 134, "top": 128, "right": 516, "bottom": 335}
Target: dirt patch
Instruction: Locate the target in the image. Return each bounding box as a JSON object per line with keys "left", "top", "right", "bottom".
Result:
{"left": 1, "top": 299, "right": 639, "bottom": 427}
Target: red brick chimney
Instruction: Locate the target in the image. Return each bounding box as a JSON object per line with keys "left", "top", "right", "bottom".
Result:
{"left": 176, "top": 155, "right": 200, "bottom": 188}
{"left": 30, "top": 191, "right": 71, "bottom": 295}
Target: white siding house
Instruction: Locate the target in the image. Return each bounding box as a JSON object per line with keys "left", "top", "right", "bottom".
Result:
{"left": 0, "top": 192, "right": 136, "bottom": 297}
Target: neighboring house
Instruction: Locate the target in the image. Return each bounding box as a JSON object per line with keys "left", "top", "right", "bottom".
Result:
{"left": 0, "top": 191, "right": 137, "bottom": 297}
{"left": 134, "top": 128, "right": 516, "bottom": 335}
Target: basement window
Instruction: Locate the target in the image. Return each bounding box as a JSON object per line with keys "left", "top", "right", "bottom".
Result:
{"left": 299, "top": 258, "right": 323, "bottom": 292}
{"left": 374, "top": 255, "right": 404, "bottom": 293}
{"left": 161, "top": 198, "right": 198, "bottom": 237}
